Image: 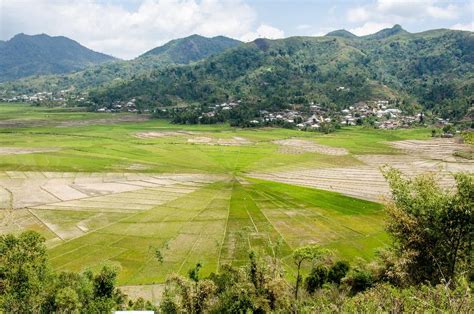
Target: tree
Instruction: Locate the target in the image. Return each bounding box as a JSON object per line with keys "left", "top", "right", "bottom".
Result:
{"left": 93, "top": 265, "right": 117, "bottom": 298}
{"left": 292, "top": 245, "right": 329, "bottom": 299}
{"left": 0, "top": 231, "right": 49, "bottom": 313}
{"left": 55, "top": 287, "right": 81, "bottom": 313}
{"left": 382, "top": 168, "right": 473, "bottom": 285}
{"left": 188, "top": 263, "right": 202, "bottom": 283}
{"left": 161, "top": 274, "right": 216, "bottom": 314}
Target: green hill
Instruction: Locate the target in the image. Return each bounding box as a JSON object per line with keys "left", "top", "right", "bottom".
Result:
{"left": 90, "top": 26, "right": 473, "bottom": 120}
{"left": 0, "top": 35, "right": 242, "bottom": 94}
{"left": 141, "top": 34, "right": 242, "bottom": 63}
{"left": 325, "top": 29, "right": 358, "bottom": 39}
{"left": 0, "top": 33, "right": 116, "bottom": 82}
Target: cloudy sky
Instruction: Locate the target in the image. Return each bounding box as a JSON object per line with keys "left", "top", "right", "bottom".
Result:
{"left": 1, "top": 0, "right": 472, "bottom": 59}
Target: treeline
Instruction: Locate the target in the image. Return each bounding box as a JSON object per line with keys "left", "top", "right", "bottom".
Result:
{"left": 1, "top": 169, "right": 472, "bottom": 313}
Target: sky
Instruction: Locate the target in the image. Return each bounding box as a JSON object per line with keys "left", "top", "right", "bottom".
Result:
{"left": 0, "top": 0, "right": 473, "bottom": 59}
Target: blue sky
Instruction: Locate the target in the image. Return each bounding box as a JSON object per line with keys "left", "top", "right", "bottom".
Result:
{"left": 1, "top": 0, "right": 472, "bottom": 59}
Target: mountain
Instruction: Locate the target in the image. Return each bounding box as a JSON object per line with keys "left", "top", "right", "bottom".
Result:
{"left": 0, "top": 34, "right": 242, "bottom": 93}
{"left": 325, "top": 29, "right": 358, "bottom": 39}
{"left": 141, "top": 34, "right": 242, "bottom": 63}
{"left": 89, "top": 26, "right": 473, "bottom": 120}
{"left": 363, "top": 24, "right": 409, "bottom": 40}
{"left": 0, "top": 33, "right": 116, "bottom": 82}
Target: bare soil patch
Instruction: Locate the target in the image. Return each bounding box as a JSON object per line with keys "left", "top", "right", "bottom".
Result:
{"left": 0, "top": 147, "right": 60, "bottom": 155}
{"left": 134, "top": 130, "right": 198, "bottom": 139}
{"left": 125, "top": 163, "right": 152, "bottom": 171}
{"left": 274, "top": 139, "right": 348, "bottom": 155}
{"left": 188, "top": 136, "right": 252, "bottom": 146}
{"left": 120, "top": 284, "right": 164, "bottom": 305}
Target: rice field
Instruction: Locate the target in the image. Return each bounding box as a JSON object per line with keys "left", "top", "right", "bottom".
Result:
{"left": 1, "top": 102, "right": 472, "bottom": 288}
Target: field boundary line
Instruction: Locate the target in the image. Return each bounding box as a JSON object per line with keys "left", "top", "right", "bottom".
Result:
{"left": 245, "top": 187, "right": 293, "bottom": 251}
{"left": 253, "top": 189, "right": 335, "bottom": 243}
{"left": 39, "top": 185, "right": 64, "bottom": 202}
{"left": 216, "top": 180, "right": 233, "bottom": 272}
{"left": 27, "top": 208, "right": 64, "bottom": 240}
{"left": 45, "top": 189, "right": 182, "bottom": 248}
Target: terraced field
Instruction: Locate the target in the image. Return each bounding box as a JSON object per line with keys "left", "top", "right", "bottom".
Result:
{"left": 0, "top": 170, "right": 384, "bottom": 285}
{"left": 250, "top": 138, "right": 474, "bottom": 201}
{"left": 1, "top": 103, "right": 472, "bottom": 292}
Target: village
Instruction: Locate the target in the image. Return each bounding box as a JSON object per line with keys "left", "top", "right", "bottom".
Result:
{"left": 227, "top": 100, "right": 449, "bottom": 130}
{"left": 1, "top": 89, "right": 451, "bottom": 129}
{"left": 0, "top": 89, "right": 90, "bottom": 107}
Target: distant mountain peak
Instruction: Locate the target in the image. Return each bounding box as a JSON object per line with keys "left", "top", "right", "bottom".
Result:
{"left": 325, "top": 29, "right": 358, "bottom": 39}
{"left": 0, "top": 33, "right": 116, "bottom": 82}
{"left": 365, "top": 24, "right": 409, "bottom": 39}
{"left": 139, "top": 34, "right": 241, "bottom": 63}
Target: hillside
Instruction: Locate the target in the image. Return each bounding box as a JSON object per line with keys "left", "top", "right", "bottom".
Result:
{"left": 90, "top": 26, "right": 474, "bottom": 119}
{"left": 0, "top": 35, "right": 242, "bottom": 94}
{"left": 141, "top": 34, "right": 242, "bottom": 63}
{"left": 0, "top": 33, "right": 116, "bottom": 82}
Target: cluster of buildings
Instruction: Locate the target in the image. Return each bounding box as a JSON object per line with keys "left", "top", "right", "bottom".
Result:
{"left": 0, "top": 89, "right": 89, "bottom": 107}
{"left": 96, "top": 99, "right": 148, "bottom": 113}
{"left": 249, "top": 100, "right": 433, "bottom": 130}
{"left": 340, "top": 100, "right": 428, "bottom": 129}
{"left": 256, "top": 104, "right": 332, "bottom": 129}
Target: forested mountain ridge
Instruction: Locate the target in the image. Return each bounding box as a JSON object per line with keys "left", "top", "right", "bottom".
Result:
{"left": 90, "top": 26, "right": 473, "bottom": 119}
{"left": 0, "top": 35, "right": 242, "bottom": 94}
{"left": 0, "top": 33, "right": 116, "bottom": 82}
{"left": 141, "top": 34, "right": 242, "bottom": 63}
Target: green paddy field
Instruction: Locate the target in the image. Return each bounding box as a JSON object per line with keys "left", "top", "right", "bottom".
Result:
{"left": 0, "top": 103, "right": 433, "bottom": 285}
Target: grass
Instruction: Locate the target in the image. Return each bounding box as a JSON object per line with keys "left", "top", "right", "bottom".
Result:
{"left": 0, "top": 103, "right": 431, "bottom": 174}
{"left": 1, "top": 103, "right": 434, "bottom": 284}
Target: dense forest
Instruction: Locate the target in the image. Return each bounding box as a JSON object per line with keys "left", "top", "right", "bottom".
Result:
{"left": 1, "top": 169, "right": 472, "bottom": 313}
{"left": 88, "top": 26, "right": 473, "bottom": 120}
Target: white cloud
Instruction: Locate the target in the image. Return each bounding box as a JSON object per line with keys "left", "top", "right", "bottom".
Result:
{"left": 450, "top": 22, "right": 474, "bottom": 32}
{"left": 426, "top": 4, "right": 460, "bottom": 19}
{"left": 350, "top": 22, "right": 392, "bottom": 36}
{"left": 347, "top": 0, "right": 462, "bottom": 26}
{"left": 0, "top": 0, "right": 282, "bottom": 59}
{"left": 347, "top": 7, "right": 371, "bottom": 23}
{"left": 240, "top": 24, "right": 285, "bottom": 42}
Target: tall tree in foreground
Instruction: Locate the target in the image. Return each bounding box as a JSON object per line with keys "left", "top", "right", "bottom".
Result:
{"left": 382, "top": 167, "right": 473, "bottom": 285}
{"left": 292, "top": 245, "right": 329, "bottom": 300}
{"left": 0, "top": 231, "right": 49, "bottom": 313}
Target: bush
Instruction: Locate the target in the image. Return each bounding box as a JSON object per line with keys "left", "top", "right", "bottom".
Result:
{"left": 328, "top": 261, "right": 350, "bottom": 284}
{"left": 345, "top": 270, "right": 374, "bottom": 295}
{"left": 305, "top": 265, "right": 329, "bottom": 294}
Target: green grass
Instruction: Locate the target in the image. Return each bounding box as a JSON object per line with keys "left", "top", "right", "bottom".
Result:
{"left": 0, "top": 103, "right": 431, "bottom": 174}
{"left": 1, "top": 103, "right": 433, "bottom": 284}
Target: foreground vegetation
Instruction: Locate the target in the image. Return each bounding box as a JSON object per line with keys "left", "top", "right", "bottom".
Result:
{"left": 1, "top": 169, "right": 472, "bottom": 312}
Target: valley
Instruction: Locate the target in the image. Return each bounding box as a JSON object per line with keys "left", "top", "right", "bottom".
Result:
{"left": 1, "top": 103, "right": 472, "bottom": 301}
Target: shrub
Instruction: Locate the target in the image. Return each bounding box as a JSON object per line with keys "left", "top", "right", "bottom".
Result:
{"left": 328, "top": 261, "right": 350, "bottom": 285}
{"left": 305, "top": 265, "right": 329, "bottom": 294}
